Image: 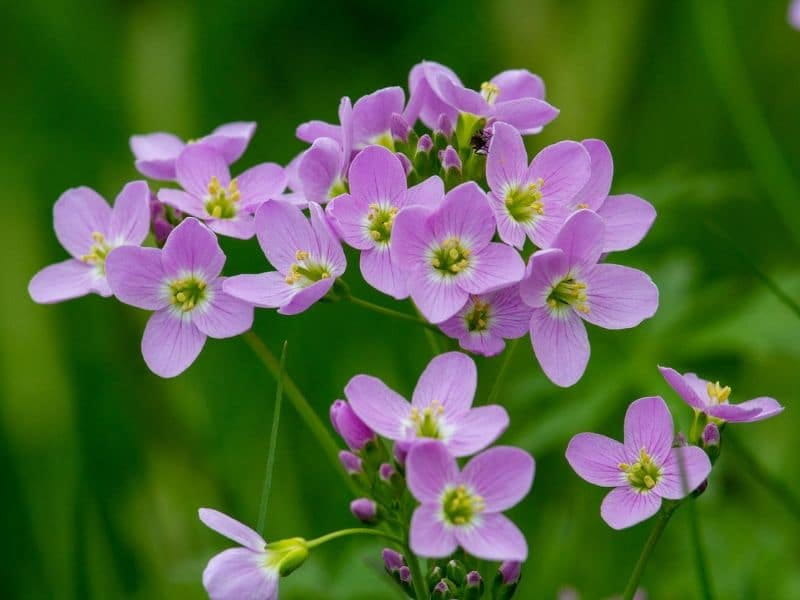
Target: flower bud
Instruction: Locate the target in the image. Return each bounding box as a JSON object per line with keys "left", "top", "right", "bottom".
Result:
{"left": 446, "top": 559, "right": 466, "bottom": 585}
{"left": 499, "top": 561, "right": 521, "bottom": 585}
{"left": 436, "top": 114, "right": 455, "bottom": 137}
{"left": 338, "top": 450, "right": 363, "bottom": 475}
{"left": 396, "top": 152, "right": 413, "bottom": 177}
{"left": 379, "top": 462, "right": 396, "bottom": 482}
{"left": 439, "top": 146, "right": 462, "bottom": 173}
{"left": 398, "top": 565, "right": 412, "bottom": 584}
{"left": 330, "top": 400, "right": 374, "bottom": 450}
{"left": 702, "top": 423, "right": 720, "bottom": 448}
{"left": 464, "top": 570, "right": 484, "bottom": 600}
{"left": 382, "top": 548, "right": 406, "bottom": 572}
{"left": 432, "top": 579, "right": 455, "bottom": 598}
{"left": 492, "top": 561, "right": 522, "bottom": 600}
{"left": 150, "top": 195, "right": 181, "bottom": 246}
{"left": 393, "top": 440, "right": 412, "bottom": 466}
{"left": 417, "top": 134, "right": 434, "bottom": 154}
{"left": 391, "top": 113, "right": 411, "bottom": 143}
{"left": 349, "top": 498, "right": 378, "bottom": 523}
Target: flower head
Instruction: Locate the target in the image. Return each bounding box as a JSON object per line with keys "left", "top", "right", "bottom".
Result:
{"left": 346, "top": 352, "right": 509, "bottom": 457}
{"left": 392, "top": 182, "right": 525, "bottom": 323}
{"left": 406, "top": 440, "right": 534, "bottom": 560}
{"left": 29, "top": 181, "right": 151, "bottom": 304}
{"left": 520, "top": 209, "right": 658, "bottom": 386}
{"left": 131, "top": 121, "right": 256, "bottom": 181}
{"left": 487, "top": 122, "right": 590, "bottom": 249}
{"left": 106, "top": 218, "right": 254, "bottom": 377}
{"left": 223, "top": 200, "right": 346, "bottom": 315}
{"left": 158, "top": 145, "right": 286, "bottom": 239}
{"left": 566, "top": 396, "right": 712, "bottom": 529}
{"left": 439, "top": 284, "right": 532, "bottom": 356}
{"left": 659, "top": 366, "right": 784, "bottom": 423}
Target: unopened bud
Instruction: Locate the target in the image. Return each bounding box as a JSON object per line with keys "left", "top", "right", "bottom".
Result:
{"left": 432, "top": 579, "right": 455, "bottom": 598}
{"left": 464, "top": 570, "right": 484, "bottom": 600}
{"left": 330, "top": 400, "right": 375, "bottom": 450}
{"left": 398, "top": 565, "right": 412, "bottom": 583}
{"left": 492, "top": 561, "right": 522, "bottom": 600}
{"left": 439, "top": 145, "right": 461, "bottom": 173}
{"left": 382, "top": 548, "right": 405, "bottom": 572}
{"left": 338, "top": 450, "right": 363, "bottom": 475}
{"left": 379, "top": 462, "right": 396, "bottom": 482}
{"left": 702, "top": 423, "right": 720, "bottom": 448}
{"left": 436, "top": 114, "right": 454, "bottom": 137}
{"left": 393, "top": 440, "right": 412, "bottom": 466}
{"left": 417, "top": 134, "right": 433, "bottom": 154}
{"left": 396, "top": 152, "right": 413, "bottom": 177}
{"left": 391, "top": 113, "right": 411, "bottom": 143}
{"left": 499, "top": 561, "right": 521, "bottom": 585}
{"left": 446, "top": 559, "right": 466, "bottom": 585}
{"left": 349, "top": 498, "right": 378, "bottom": 523}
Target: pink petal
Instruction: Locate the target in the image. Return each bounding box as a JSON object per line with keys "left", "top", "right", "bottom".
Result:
{"left": 130, "top": 132, "right": 184, "bottom": 180}
{"left": 409, "top": 504, "right": 457, "bottom": 558}
{"left": 198, "top": 508, "right": 265, "bottom": 551}
{"left": 278, "top": 277, "right": 334, "bottom": 315}
{"left": 255, "top": 200, "right": 319, "bottom": 273}
{"left": 433, "top": 182, "right": 495, "bottom": 252}
{"left": 28, "top": 259, "right": 98, "bottom": 304}
{"left": 236, "top": 162, "right": 287, "bottom": 209}
{"left": 348, "top": 145, "right": 407, "bottom": 203}
{"left": 582, "top": 264, "right": 658, "bottom": 330}
{"left": 551, "top": 209, "right": 604, "bottom": 272}
{"left": 297, "top": 137, "right": 346, "bottom": 204}
{"left": 360, "top": 247, "right": 409, "bottom": 300}
{"left": 308, "top": 202, "right": 346, "bottom": 276}
{"left": 707, "top": 397, "right": 783, "bottom": 423}
{"left": 566, "top": 433, "right": 628, "bottom": 487}
{"left": 176, "top": 144, "right": 230, "bottom": 199}
{"left": 412, "top": 352, "right": 477, "bottom": 418}
{"left": 222, "top": 272, "right": 294, "bottom": 308}
{"left": 203, "top": 121, "right": 257, "bottom": 164}
{"left": 192, "top": 279, "right": 254, "bottom": 339}
{"left": 105, "top": 246, "right": 167, "bottom": 310}
{"left": 162, "top": 218, "right": 225, "bottom": 280}
{"left": 493, "top": 97, "right": 559, "bottom": 134}
{"left": 624, "top": 396, "right": 674, "bottom": 465}
{"left": 327, "top": 193, "right": 373, "bottom": 250}
{"left": 408, "top": 267, "right": 470, "bottom": 324}
{"left": 487, "top": 192, "right": 527, "bottom": 249}
{"left": 406, "top": 440, "right": 458, "bottom": 504}
{"left": 447, "top": 405, "right": 509, "bottom": 457}
{"left": 157, "top": 188, "right": 206, "bottom": 218}
{"left": 596, "top": 194, "right": 656, "bottom": 252}
{"left": 658, "top": 366, "right": 708, "bottom": 411}
{"left": 573, "top": 139, "right": 613, "bottom": 210}
{"left": 456, "top": 331, "right": 506, "bottom": 357}
{"left": 404, "top": 175, "right": 444, "bottom": 209}
{"left": 487, "top": 122, "right": 528, "bottom": 194}
{"left": 109, "top": 181, "right": 151, "bottom": 244}
{"left": 141, "top": 309, "right": 206, "bottom": 378}
{"left": 528, "top": 141, "right": 592, "bottom": 207}
{"left": 529, "top": 307, "right": 590, "bottom": 387}
{"left": 351, "top": 86, "right": 405, "bottom": 147}
{"left": 296, "top": 120, "right": 341, "bottom": 144}
{"left": 601, "top": 486, "right": 662, "bottom": 530}
{"left": 489, "top": 284, "right": 534, "bottom": 338}
{"left": 461, "top": 446, "right": 534, "bottom": 512}
{"left": 657, "top": 446, "right": 711, "bottom": 500}
{"left": 208, "top": 215, "right": 257, "bottom": 240}
{"left": 203, "top": 548, "right": 277, "bottom": 600}
{"left": 491, "top": 69, "right": 545, "bottom": 102}
{"left": 53, "top": 187, "right": 112, "bottom": 259}
{"left": 391, "top": 205, "right": 435, "bottom": 267}
{"left": 455, "top": 513, "right": 527, "bottom": 561}
{"left": 346, "top": 374, "right": 410, "bottom": 440}
{"left": 459, "top": 242, "right": 525, "bottom": 295}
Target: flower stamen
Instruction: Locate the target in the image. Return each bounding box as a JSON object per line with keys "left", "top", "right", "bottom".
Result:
{"left": 205, "top": 176, "right": 240, "bottom": 220}
{"left": 505, "top": 178, "right": 545, "bottom": 223}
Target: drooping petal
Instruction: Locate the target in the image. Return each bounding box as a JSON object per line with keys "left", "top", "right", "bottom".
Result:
{"left": 141, "top": 310, "right": 206, "bottom": 378}
{"left": 455, "top": 513, "right": 527, "bottom": 561}
{"left": 707, "top": 397, "right": 784, "bottom": 423}
{"left": 222, "top": 272, "right": 296, "bottom": 309}
{"left": 162, "top": 218, "right": 225, "bottom": 281}
{"left": 53, "top": 187, "right": 112, "bottom": 259}
{"left": 109, "top": 180, "right": 151, "bottom": 244}
{"left": 409, "top": 504, "right": 457, "bottom": 558}
{"left": 296, "top": 120, "right": 341, "bottom": 144}
{"left": 489, "top": 285, "right": 534, "bottom": 339}
{"left": 529, "top": 307, "right": 590, "bottom": 387}
{"left": 623, "top": 396, "right": 674, "bottom": 465}
{"left": 203, "top": 548, "right": 277, "bottom": 600}
{"left": 566, "top": 433, "right": 628, "bottom": 487}
{"left": 297, "top": 137, "right": 345, "bottom": 204}
{"left": 198, "top": 508, "right": 266, "bottom": 551}
{"left": 435, "top": 75, "right": 489, "bottom": 116}
{"left": 351, "top": 86, "right": 405, "bottom": 147}
{"left": 572, "top": 139, "right": 613, "bottom": 210}
{"left": 407, "top": 441, "right": 459, "bottom": 506}
{"left": 459, "top": 242, "right": 525, "bottom": 295}
{"left": 456, "top": 330, "right": 506, "bottom": 357}
{"left": 491, "top": 69, "right": 545, "bottom": 102}
{"left": 192, "top": 279, "right": 254, "bottom": 339}
{"left": 308, "top": 202, "right": 346, "bottom": 276}
{"left": 582, "top": 264, "right": 658, "bottom": 330}
{"left": 528, "top": 141, "right": 592, "bottom": 207}
{"left": 157, "top": 188, "right": 207, "bottom": 218}
{"left": 208, "top": 215, "right": 256, "bottom": 240}
{"left": 176, "top": 144, "right": 230, "bottom": 199}
{"left": 596, "top": 194, "right": 656, "bottom": 252}
{"left": 360, "top": 247, "right": 409, "bottom": 299}
{"left": 446, "top": 405, "right": 509, "bottom": 457}
{"left": 551, "top": 209, "right": 604, "bottom": 272}
{"left": 657, "top": 367, "right": 709, "bottom": 411}
{"left": 235, "top": 162, "right": 287, "bottom": 209}
{"left": 493, "top": 98, "right": 559, "bottom": 134}
{"left": 105, "top": 246, "right": 167, "bottom": 310}
{"left": 327, "top": 193, "right": 373, "bottom": 250}
{"left": 432, "top": 182, "right": 495, "bottom": 251}
{"left": 346, "top": 374, "right": 410, "bottom": 440}
{"left": 347, "top": 145, "right": 407, "bottom": 204}
{"left": 486, "top": 122, "right": 528, "bottom": 194}
{"left": 28, "top": 259, "right": 98, "bottom": 304}
{"left": 412, "top": 352, "right": 476, "bottom": 417}
{"left": 408, "top": 268, "right": 469, "bottom": 324}
{"left": 130, "top": 132, "right": 185, "bottom": 180}
{"left": 657, "top": 446, "right": 712, "bottom": 500}
{"left": 203, "top": 121, "right": 257, "bottom": 164}
{"left": 255, "top": 200, "right": 319, "bottom": 273}
{"left": 278, "top": 278, "right": 334, "bottom": 315}
{"left": 600, "top": 486, "right": 662, "bottom": 530}
{"left": 460, "top": 446, "right": 534, "bottom": 512}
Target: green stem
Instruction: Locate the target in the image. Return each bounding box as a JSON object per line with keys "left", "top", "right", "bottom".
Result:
{"left": 486, "top": 338, "right": 520, "bottom": 405}
{"left": 686, "top": 498, "right": 714, "bottom": 600}
{"left": 257, "top": 341, "right": 287, "bottom": 535}
{"left": 346, "top": 295, "right": 442, "bottom": 333}
{"left": 242, "top": 331, "right": 357, "bottom": 495}
{"left": 404, "top": 544, "right": 428, "bottom": 600}
{"left": 306, "top": 527, "right": 403, "bottom": 548}
{"left": 622, "top": 504, "right": 678, "bottom": 600}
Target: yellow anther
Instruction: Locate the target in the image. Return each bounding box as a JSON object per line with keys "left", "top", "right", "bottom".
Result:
{"left": 577, "top": 203, "right": 589, "bottom": 209}
{"left": 176, "top": 292, "right": 187, "bottom": 302}
{"left": 618, "top": 462, "right": 631, "bottom": 472}
{"left": 480, "top": 81, "right": 500, "bottom": 103}
{"left": 706, "top": 381, "right": 731, "bottom": 404}
{"left": 295, "top": 250, "right": 309, "bottom": 261}
{"left": 643, "top": 475, "right": 656, "bottom": 489}
{"left": 211, "top": 205, "right": 222, "bottom": 219}
{"left": 91, "top": 231, "right": 105, "bottom": 243}
{"left": 321, "top": 272, "right": 330, "bottom": 279}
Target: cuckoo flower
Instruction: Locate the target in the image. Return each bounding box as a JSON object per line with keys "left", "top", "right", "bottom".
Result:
{"left": 406, "top": 440, "right": 534, "bottom": 560}
{"left": 158, "top": 145, "right": 286, "bottom": 239}
{"left": 131, "top": 122, "right": 256, "bottom": 181}
{"left": 659, "top": 366, "right": 784, "bottom": 423}
{"left": 29, "top": 181, "right": 150, "bottom": 304}
{"left": 327, "top": 145, "right": 443, "bottom": 298}
{"left": 487, "top": 122, "right": 591, "bottom": 249}
{"left": 567, "top": 396, "right": 712, "bottom": 530}
{"left": 439, "top": 284, "right": 532, "bottom": 356}
{"left": 346, "top": 352, "right": 509, "bottom": 457}
{"left": 571, "top": 139, "right": 656, "bottom": 252}
{"left": 392, "top": 182, "right": 525, "bottom": 323}
{"left": 520, "top": 210, "right": 658, "bottom": 387}
{"left": 106, "top": 218, "right": 254, "bottom": 377}
{"left": 223, "top": 201, "right": 346, "bottom": 315}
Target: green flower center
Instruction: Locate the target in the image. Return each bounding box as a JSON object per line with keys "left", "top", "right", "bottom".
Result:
{"left": 366, "top": 203, "right": 398, "bottom": 245}
{"left": 620, "top": 448, "right": 662, "bottom": 492}
{"left": 328, "top": 178, "right": 348, "bottom": 200}
{"left": 441, "top": 485, "right": 485, "bottom": 526}
{"left": 284, "top": 250, "right": 332, "bottom": 286}
{"left": 205, "top": 176, "right": 240, "bottom": 220}
{"left": 431, "top": 237, "right": 471, "bottom": 276}
{"left": 465, "top": 300, "right": 491, "bottom": 332}
{"left": 505, "top": 178, "right": 544, "bottom": 223}
{"left": 547, "top": 277, "right": 589, "bottom": 314}
{"left": 409, "top": 401, "right": 444, "bottom": 438}
{"left": 80, "top": 232, "right": 113, "bottom": 274}
{"left": 706, "top": 381, "right": 731, "bottom": 405}
{"left": 371, "top": 131, "right": 395, "bottom": 151}
{"left": 169, "top": 276, "right": 208, "bottom": 312}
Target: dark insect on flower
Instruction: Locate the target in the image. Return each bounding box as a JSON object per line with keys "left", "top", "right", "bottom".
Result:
{"left": 470, "top": 128, "right": 492, "bottom": 155}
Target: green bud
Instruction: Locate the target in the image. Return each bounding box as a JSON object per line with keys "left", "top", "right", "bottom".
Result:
{"left": 446, "top": 559, "right": 466, "bottom": 586}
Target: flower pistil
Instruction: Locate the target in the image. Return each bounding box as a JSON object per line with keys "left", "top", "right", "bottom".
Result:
{"left": 547, "top": 277, "right": 589, "bottom": 313}
{"left": 431, "top": 238, "right": 471, "bottom": 276}
{"left": 169, "top": 275, "right": 208, "bottom": 312}
{"left": 441, "top": 485, "right": 485, "bottom": 526}
{"left": 619, "top": 448, "right": 662, "bottom": 493}
{"left": 504, "top": 178, "right": 545, "bottom": 223}
{"left": 366, "top": 203, "right": 399, "bottom": 245}
{"left": 205, "top": 176, "right": 240, "bottom": 219}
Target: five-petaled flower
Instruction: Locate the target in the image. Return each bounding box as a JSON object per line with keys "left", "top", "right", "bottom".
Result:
{"left": 106, "top": 218, "right": 254, "bottom": 377}
{"left": 406, "top": 440, "right": 534, "bottom": 560}
{"left": 520, "top": 209, "right": 658, "bottom": 387}
{"left": 29, "top": 181, "right": 151, "bottom": 304}
{"left": 659, "top": 366, "right": 784, "bottom": 423}
{"left": 566, "top": 396, "right": 712, "bottom": 529}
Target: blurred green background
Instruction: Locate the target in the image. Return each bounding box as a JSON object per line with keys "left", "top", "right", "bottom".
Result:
{"left": 2, "top": 0, "right": 799, "bottom": 598}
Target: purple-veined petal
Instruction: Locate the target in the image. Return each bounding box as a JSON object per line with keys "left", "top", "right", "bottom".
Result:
{"left": 130, "top": 132, "right": 185, "bottom": 180}
{"left": 297, "top": 137, "right": 345, "bottom": 204}
{"left": 447, "top": 406, "right": 510, "bottom": 457}
{"left": 406, "top": 440, "right": 458, "bottom": 504}
{"left": 236, "top": 162, "right": 287, "bottom": 209}
{"left": 176, "top": 144, "right": 230, "bottom": 199}
{"left": 308, "top": 202, "right": 346, "bottom": 276}
{"left": 278, "top": 277, "right": 334, "bottom": 315}
{"left": 572, "top": 139, "right": 613, "bottom": 210}
{"left": 296, "top": 120, "right": 341, "bottom": 144}
{"left": 141, "top": 309, "right": 206, "bottom": 378}
{"left": 412, "top": 352, "right": 476, "bottom": 418}
{"left": 489, "top": 285, "right": 534, "bottom": 338}
{"left": 351, "top": 86, "right": 405, "bottom": 147}
{"left": 338, "top": 96, "right": 353, "bottom": 169}
{"left": 199, "top": 508, "right": 266, "bottom": 551}
{"left": 491, "top": 69, "right": 545, "bottom": 102}
{"left": 529, "top": 306, "right": 590, "bottom": 387}
{"left": 105, "top": 246, "right": 167, "bottom": 310}
{"left": 455, "top": 513, "right": 527, "bottom": 561}
{"left": 707, "top": 397, "right": 784, "bottom": 423}
{"left": 408, "top": 267, "right": 469, "bottom": 324}
{"left": 391, "top": 206, "right": 435, "bottom": 266}
{"left": 53, "top": 187, "right": 112, "bottom": 259}
{"left": 255, "top": 200, "right": 319, "bottom": 273}
{"left": 208, "top": 215, "right": 256, "bottom": 240}
{"left": 109, "top": 180, "right": 151, "bottom": 244}
{"left": 658, "top": 367, "right": 709, "bottom": 411}
{"left": 162, "top": 218, "right": 225, "bottom": 280}
{"left": 222, "top": 272, "right": 296, "bottom": 309}
{"left": 624, "top": 396, "right": 674, "bottom": 465}
{"left": 203, "top": 121, "right": 257, "bottom": 164}
{"left": 327, "top": 193, "right": 373, "bottom": 250}
{"left": 460, "top": 446, "right": 534, "bottom": 512}
{"left": 346, "top": 374, "right": 410, "bottom": 440}
{"left": 406, "top": 61, "right": 461, "bottom": 129}
{"left": 551, "top": 209, "right": 604, "bottom": 272}
{"left": 28, "top": 259, "right": 98, "bottom": 304}
{"left": 192, "top": 279, "right": 254, "bottom": 339}
{"left": 597, "top": 194, "right": 656, "bottom": 252}
{"left": 459, "top": 242, "right": 525, "bottom": 295}
{"left": 566, "top": 433, "right": 628, "bottom": 487}
{"left": 360, "top": 247, "right": 409, "bottom": 300}
{"left": 488, "top": 192, "right": 527, "bottom": 249}
{"left": 457, "top": 330, "right": 506, "bottom": 357}
{"left": 600, "top": 486, "right": 662, "bottom": 530}
{"left": 657, "top": 446, "right": 712, "bottom": 500}
{"left": 487, "top": 122, "right": 528, "bottom": 193}
{"left": 348, "top": 145, "right": 407, "bottom": 204}
{"left": 203, "top": 548, "right": 277, "bottom": 600}
{"left": 493, "top": 97, "right": 559, "bottom": 134}
{"left": 435, "top": 75, "right": 489, "bottom": 116}
{"left": 157, "top": 188, "right": 206, "bottom": 218}
{"left": 528, "top": 141, "right": 592, "bottom": 207}
{"left": 433, "top": 182, "right": 495, "bottom": 251}
{"left": 409, "top": 504, "right": 457, "bottom": 558}
{"left": 404, "top": 175, "right": 444, "bottom": 209}
{"left": 582, "top": 264, "right": 658, "bottom": 330}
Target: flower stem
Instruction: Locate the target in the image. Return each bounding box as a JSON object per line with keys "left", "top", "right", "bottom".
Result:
{"left": 487, "top": 338, "right": 520, "bottom": 405}
{"left": 622, "top": 504, "right": 678, "bottom": 600}
{"left": 306, "top": 527, "right": 403, "bottom": 548}
{"left": 686, "top": 497, "right": 714, "bottom": 600}
{"left": 346, "top": 294, "right": 441, "bottom": 333}
{"left": 404, "top": 544, "right": 428, "bottom": 600}
{"left": 242, "top": 331, "right": 357, "bottom": 495}
{"left": 257, "top": 341, "right": 287, "bottom": 535}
